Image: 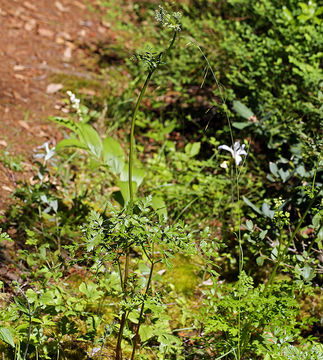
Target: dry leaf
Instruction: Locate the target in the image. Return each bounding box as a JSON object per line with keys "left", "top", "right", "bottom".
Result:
{"left": 78, "top": 29, "right": 87, "bottom": 37}
{"left": 14, "top": 74, "right": 26, "bottom": 81}
{"left": 0, "top": 8, "right": 8, "bottom": 16}
{"left": 13, "top": 65, "right": 26, "bottom": 71}
{"left": 2, "top": 186, "right": 13, "bottom": 192}
{"left": 98, "top": 26, "right": 106, "bottom": 35}
{"left": 24, "top": 1, "right": 37, "bottom": 11}
{"left": 202, "top": 278, "right": 213, "bottom": 286}
{"left": 101, "top": 21, "right": 111, "bottom": 28}
{"left": 55, "top": 1, "right": 68, "bottom": 12}
{"left": 55, "top": 36, "right": 65, "bottom": 45}
{"left": 38, "top": 28, "right": 54, "bottom": 38}
{"left": 18, "top": 120, "right": 31, "bottom": 130}
{"left": 38, "top": 129, "right": 48, "bottom": 137}
{"left": 0, "top": 140, "right": 8, "bottom": 147}
{"left": 13, "top": 91, "right": 27, "bottom": 102}
{"left": 73, "top": 1, "right": 86, "bottom": 10}
{"left": 24, "top": 19, "right": 36, "bottom": 31}
{"left": 46, "top": 83, "right": 63, "bottom": 94}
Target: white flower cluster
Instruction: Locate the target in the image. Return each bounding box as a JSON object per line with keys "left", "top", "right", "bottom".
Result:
{"left": 67, "top": 90, "right": 82, "bottom": 119}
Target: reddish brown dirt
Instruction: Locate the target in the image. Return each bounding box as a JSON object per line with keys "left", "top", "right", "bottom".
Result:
{"left": 0, "top": 0, "right": 112, "bottom": 211}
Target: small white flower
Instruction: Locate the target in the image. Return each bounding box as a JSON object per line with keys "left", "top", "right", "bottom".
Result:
{"left": 220, "top": 160, "right": 229, "bottom": 169}
{"left": 218, "top": 141, "right": 247, "bottom": 166}
{"left": 67, "top": 90, "right": 82, "bottom": 120}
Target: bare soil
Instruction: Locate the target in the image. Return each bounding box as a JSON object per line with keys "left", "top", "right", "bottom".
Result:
{"left": 0, "top": 0, "right": 113, "bottom": 210}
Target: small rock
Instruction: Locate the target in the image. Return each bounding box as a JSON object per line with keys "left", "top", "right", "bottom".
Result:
{"left": 63, "top": 47, "right": 72, "bottom": 61}
{"left": 46, "top": 83, "right": 63, "bottom": 94}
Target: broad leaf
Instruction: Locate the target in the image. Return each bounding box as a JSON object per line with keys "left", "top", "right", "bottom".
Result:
{"left": 232, "top": 122, "right": 252, "bottom": 130}
{"left": 0, "top": 327, "right": 15, "bottom": 347}
{"left": 242, "top": 196, "right": 262, "bottom": 215}
{"left": 233, "top": 101, "right": 254, "bottom": 120}
{"left": 50, "top": 116, "right": 80, "bottom": 134}
{"left": 151, "top": 196, "right": 167, "bottom": 218}
{"left": 139, "top": 325, "right": 154, "bottom": 342}
{"left": 77, "top": 123, "right": 102, "bottom": 158}
{"left": 55, "top": 138, "right": 88, "bottom": 151}
{"left": 262, "top": 203, "right": 275, "bottom": 219}
{"left": 185, "top": 142, "right": 201, "bottom": 157}
{"left": 79, "top": 282, "right": 103, "bottom": 300}
{"left": 269, "top": 162, "right": 279, "bottom": 177}
{"left": 117, "top": 180, "right": 138, "bottom": 205}
{"left": 102, "top": 137, "right": 125, "bottom": 174}
{"left": 278, "top": 168, "right": 290, "bottom": 183}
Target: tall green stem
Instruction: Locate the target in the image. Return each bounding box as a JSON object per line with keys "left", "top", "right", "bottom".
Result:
{"left": 128, "top": 72, "right": 152, "bottom": 201}
{"left": 115, "top": 29, "right": 178, "bottom": 360}
{"left": 130, "top": 258, "right": 155, "bottom": 360}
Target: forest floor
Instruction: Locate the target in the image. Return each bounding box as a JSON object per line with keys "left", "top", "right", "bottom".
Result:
{"left": 0, "top": 0, "right": 114, "bottom": 210}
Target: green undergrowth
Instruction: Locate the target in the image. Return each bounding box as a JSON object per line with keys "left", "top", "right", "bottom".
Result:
{"left": 0, "top": 2, "right": 322, "bottom": 360}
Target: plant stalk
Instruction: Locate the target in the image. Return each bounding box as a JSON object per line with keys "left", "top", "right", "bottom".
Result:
{"left": 130, "top": 260, "right": 155, "bottom": 360}
{"left": 116, "top": 29, "right": 178, "bottom": 360}
{"left": 128, "top": 71, "right": 153, "bottom": 201}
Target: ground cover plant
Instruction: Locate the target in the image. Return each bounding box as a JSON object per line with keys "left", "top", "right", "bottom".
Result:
{"left": 0, "top": 1, "right": 322, "bottom": 360}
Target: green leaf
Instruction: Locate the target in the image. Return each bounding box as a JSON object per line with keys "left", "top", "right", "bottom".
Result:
{"left": 242, "top": 196, "right": 262, "bottom": 215}
{"left": 233, "top": 101, "right": 254, "bottom": 119}
{"left": 50, "top": 116, "right": 80, "bottom": 134}
{"left": 102, "top": 137, "right": 125, "bottom": 174}
{"left": 282, "top": 6, "right": 294, "bottom": 22}
{"left": 185, "top": 142, "right": 201, "bottom": 157}
{"left": 0, "top": 327, "right": 15, "bottom": 347}
{"left": 77, "top": 123, "right": 102, "bottom": 158}
{"left": 256, "top": 256, "right": 265, "bottom": 266}
{"left": 151, "top": 196, "right": 168, "bottom": 218}
{"left": 301, "top": 264, "right": 315, "bottom": 282}
{"left": 232, "top": 121, "right": 252, "bottom": 130}
{"left": 117, "top": 180, "right": 138, "bottom": 205}
{"left": 262, "top": 203, "right": 274, "bottom": 219}
{"left": 269, "top": 162, "right": 279, "bottom": 177}
{"left": 312, "top": 213, "right": 321, "bottom": 228}
{"left": 246, "top": 220, "right": 253, "bottom": 231}
{"left": 55, "top": 138, "right": 88, "bottom": 151}
{"left": 120, "top": 164, "right": 145, "bottom": 187}
{"left": 26, "top": 289, "right": 38, "bottom": 304}
{"left": 278, "top": 168, "right": 290, "bottom": 182}
{"left": 79, "top": 282, "right": 103, "bottom": 300}
{"left": 39, "top": 291, "right": 55, "bottom": 305}
{"left": 259, "top": 230, "right": 268, "bottom": 240}
{"left": 128, "top": 311, "right": 139, "bottom": 324}
{"left": 139, "top": 325, "right": 154, "bottom": 342}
